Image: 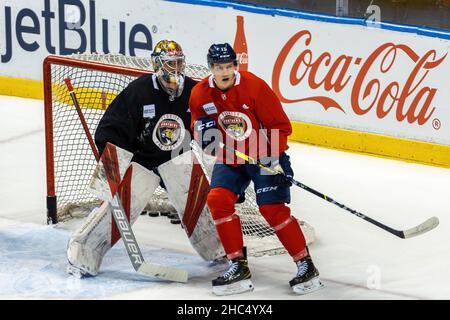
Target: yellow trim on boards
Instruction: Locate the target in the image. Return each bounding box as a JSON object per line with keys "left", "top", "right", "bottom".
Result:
{"left": 1, "top": 75, "right": 449, "bottom": 168}
{"left": 0, "top": 76, "right": 43, "bottom": 99}
{"left": 290, "top": 121, "right": 450, "bottom": 169}
{"left": 49, "top": 83, "right": 117, "bottom": 109}
{"left": 0, "top": 76, "right": 117, "bottom": 109}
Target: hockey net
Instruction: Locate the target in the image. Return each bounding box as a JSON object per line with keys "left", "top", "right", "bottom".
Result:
{"left": 43, "top": 54, "right": 315, "bottom": 257}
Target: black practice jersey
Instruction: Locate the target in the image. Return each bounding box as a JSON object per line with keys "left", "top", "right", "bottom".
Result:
{"left": 95, "top": 74, "right": 196, "bottom": 170}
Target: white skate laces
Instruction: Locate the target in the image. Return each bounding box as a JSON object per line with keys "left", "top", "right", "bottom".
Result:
{"left": 296, "top": 260, "right": 309, "bottom": 277}
{"left": 222, "top": 261, "right": 239, "bottom": 279}
{"left": 290, "top": 257, "right": 324, "bottom": 295}
{"left": 212, "top": 253, "right": 254, "bottom": 296}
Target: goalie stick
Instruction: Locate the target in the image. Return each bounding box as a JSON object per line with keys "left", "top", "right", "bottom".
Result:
{"left": 64, "top": 78, "right": 188, "bottom": 282}
{"left": 219, "top": 142, "right": 439, "bottom": 239}
{"left": 189, "top": 140, "right": 212, "bottom": 184}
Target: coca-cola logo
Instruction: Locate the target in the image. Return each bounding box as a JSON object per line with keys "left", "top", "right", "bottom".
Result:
{"left": 272, "top": 30, "right": 447, "bottom": 126}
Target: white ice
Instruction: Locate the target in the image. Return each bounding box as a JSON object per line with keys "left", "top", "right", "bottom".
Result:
{"left": 0, "top": 95, "right": 449, "bottom": 300}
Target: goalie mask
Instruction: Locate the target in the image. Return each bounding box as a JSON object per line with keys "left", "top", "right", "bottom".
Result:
{"left": 151, "top": 40, "right": 186, "bottom": 100}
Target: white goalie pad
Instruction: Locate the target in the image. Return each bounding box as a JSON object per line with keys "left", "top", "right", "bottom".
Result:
{"left": 123, "top": 163, "right": 162, "bottom": 224}
{"left": 158, "top": 151, "right": 225, "bottom": 261}
{"left": 88, "top": 146, "right": 134, "bottom": 202}
{"left": 67, "top": 161, "right": 161, "bottom": 276}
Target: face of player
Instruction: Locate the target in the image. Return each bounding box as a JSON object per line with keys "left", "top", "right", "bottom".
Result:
{"left": 163, "top": 59, "right": 185, "bottom": 82}
{"left": 160, "top": 76, "right": 179, "bottom": 92}
{"left": 161, "top": 59, "right": 184, "bottom": 88}
{"left": 211, "top": 62, "right": 237, "bottom": 90}
{"left": 157, "top": 57, "right": 186, "bottom": 97}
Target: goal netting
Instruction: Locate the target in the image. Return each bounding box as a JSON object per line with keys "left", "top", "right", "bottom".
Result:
{"left": 43, "top": 53, "right": 315, "bottom": 257}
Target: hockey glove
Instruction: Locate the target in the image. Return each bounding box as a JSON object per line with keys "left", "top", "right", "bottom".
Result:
{"left": 193, "top": 116, "right": 218, "bottom": 151}
{"left": 260, "top": 153, "right": 293, "bottom": 187}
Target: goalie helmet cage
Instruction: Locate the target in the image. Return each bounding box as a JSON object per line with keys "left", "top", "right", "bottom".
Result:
{"left": 43, "top": 53, "right": 314, "bottom": 257}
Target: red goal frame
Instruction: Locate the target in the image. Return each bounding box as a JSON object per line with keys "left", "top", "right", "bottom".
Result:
{"left": 43, "top": 55, "right": 150, "bottom": 224}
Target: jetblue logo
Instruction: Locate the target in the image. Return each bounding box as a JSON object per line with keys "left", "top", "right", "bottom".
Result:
{"left": 1, "top": 0, "right": 154, "bottom": 63}
{"left": 256, "top": 186, "right": 278, "bottom": 194}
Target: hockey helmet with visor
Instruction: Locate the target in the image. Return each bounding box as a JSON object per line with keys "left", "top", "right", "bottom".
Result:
{"left": 151, "top": 39, "right": 186, "bottom": 98}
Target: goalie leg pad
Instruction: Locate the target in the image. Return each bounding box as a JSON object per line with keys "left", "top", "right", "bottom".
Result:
{"left": 67, "top": 201, "right": 111, "bottom": 277}
{"left": 158, "top": 150, "right": 226, "bottom": 261}
{"left": 67, "top": 162, "right": 161, "bottom": 277}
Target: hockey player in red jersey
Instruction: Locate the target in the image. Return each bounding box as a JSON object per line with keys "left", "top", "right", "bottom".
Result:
{"left": 189, "top": 43, "right": 323, "bottom": 296}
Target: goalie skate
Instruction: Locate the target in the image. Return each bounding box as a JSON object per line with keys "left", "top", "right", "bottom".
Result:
{"left": 66, "top": 263, "right": 91, "bottom": 279}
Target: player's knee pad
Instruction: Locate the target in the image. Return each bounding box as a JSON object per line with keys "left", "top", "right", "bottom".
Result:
{"left": 259, "top": 203, "right": 291, "bottom": 228}
{"left": 259, "top": 203, "right": 306, "bottom": 258}
{"left": 207, "top": 187, "right": 237, "bottom": 219}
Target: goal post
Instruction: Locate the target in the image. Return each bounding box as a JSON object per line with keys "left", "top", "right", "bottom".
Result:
{"left": 44, "top": 54, "right": 155, "bottom": 224}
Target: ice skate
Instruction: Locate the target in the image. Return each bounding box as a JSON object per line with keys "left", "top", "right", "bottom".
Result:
{"left": 289, "top": 252, "right": 324, "bottom": 295}
{"left": 212, "top": 247, "right": 254, "bottom": 296}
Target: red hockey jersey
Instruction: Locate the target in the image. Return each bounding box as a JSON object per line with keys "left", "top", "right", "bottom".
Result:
{"left": 189, "top": 71, "right": 292, "bottom": 165}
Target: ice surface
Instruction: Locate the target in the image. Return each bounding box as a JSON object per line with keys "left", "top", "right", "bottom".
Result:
{"left": 0, "top": 95, "right": 449, "bottom": 299}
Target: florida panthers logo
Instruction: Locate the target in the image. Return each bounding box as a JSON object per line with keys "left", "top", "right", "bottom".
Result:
{"left": 218, "top": 111, "right": 252, "bottom": 141}
{"left": 152, "top": 114, "right": 185, "bottom": 151}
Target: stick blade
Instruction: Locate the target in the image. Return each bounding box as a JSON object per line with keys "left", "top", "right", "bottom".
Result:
{"left": 138, "top": 263, "right": 188, "bottom": 283}
{"left": 402, "top": 216, "right": 439, "bottom": 239}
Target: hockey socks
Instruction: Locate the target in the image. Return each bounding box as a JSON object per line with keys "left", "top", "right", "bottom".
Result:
{"left": 259, "top": 203, "right": 307, "bottom": 260}
{"left": 207, "top": 187, "right": 244, "bottom": 259}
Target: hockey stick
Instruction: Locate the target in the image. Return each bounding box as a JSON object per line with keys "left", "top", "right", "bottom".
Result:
{"left": 64, "top": 78, "right": 188, "bottom": 282}
{"left": 219, "top": 142, "right": 439, "bottom": 239}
